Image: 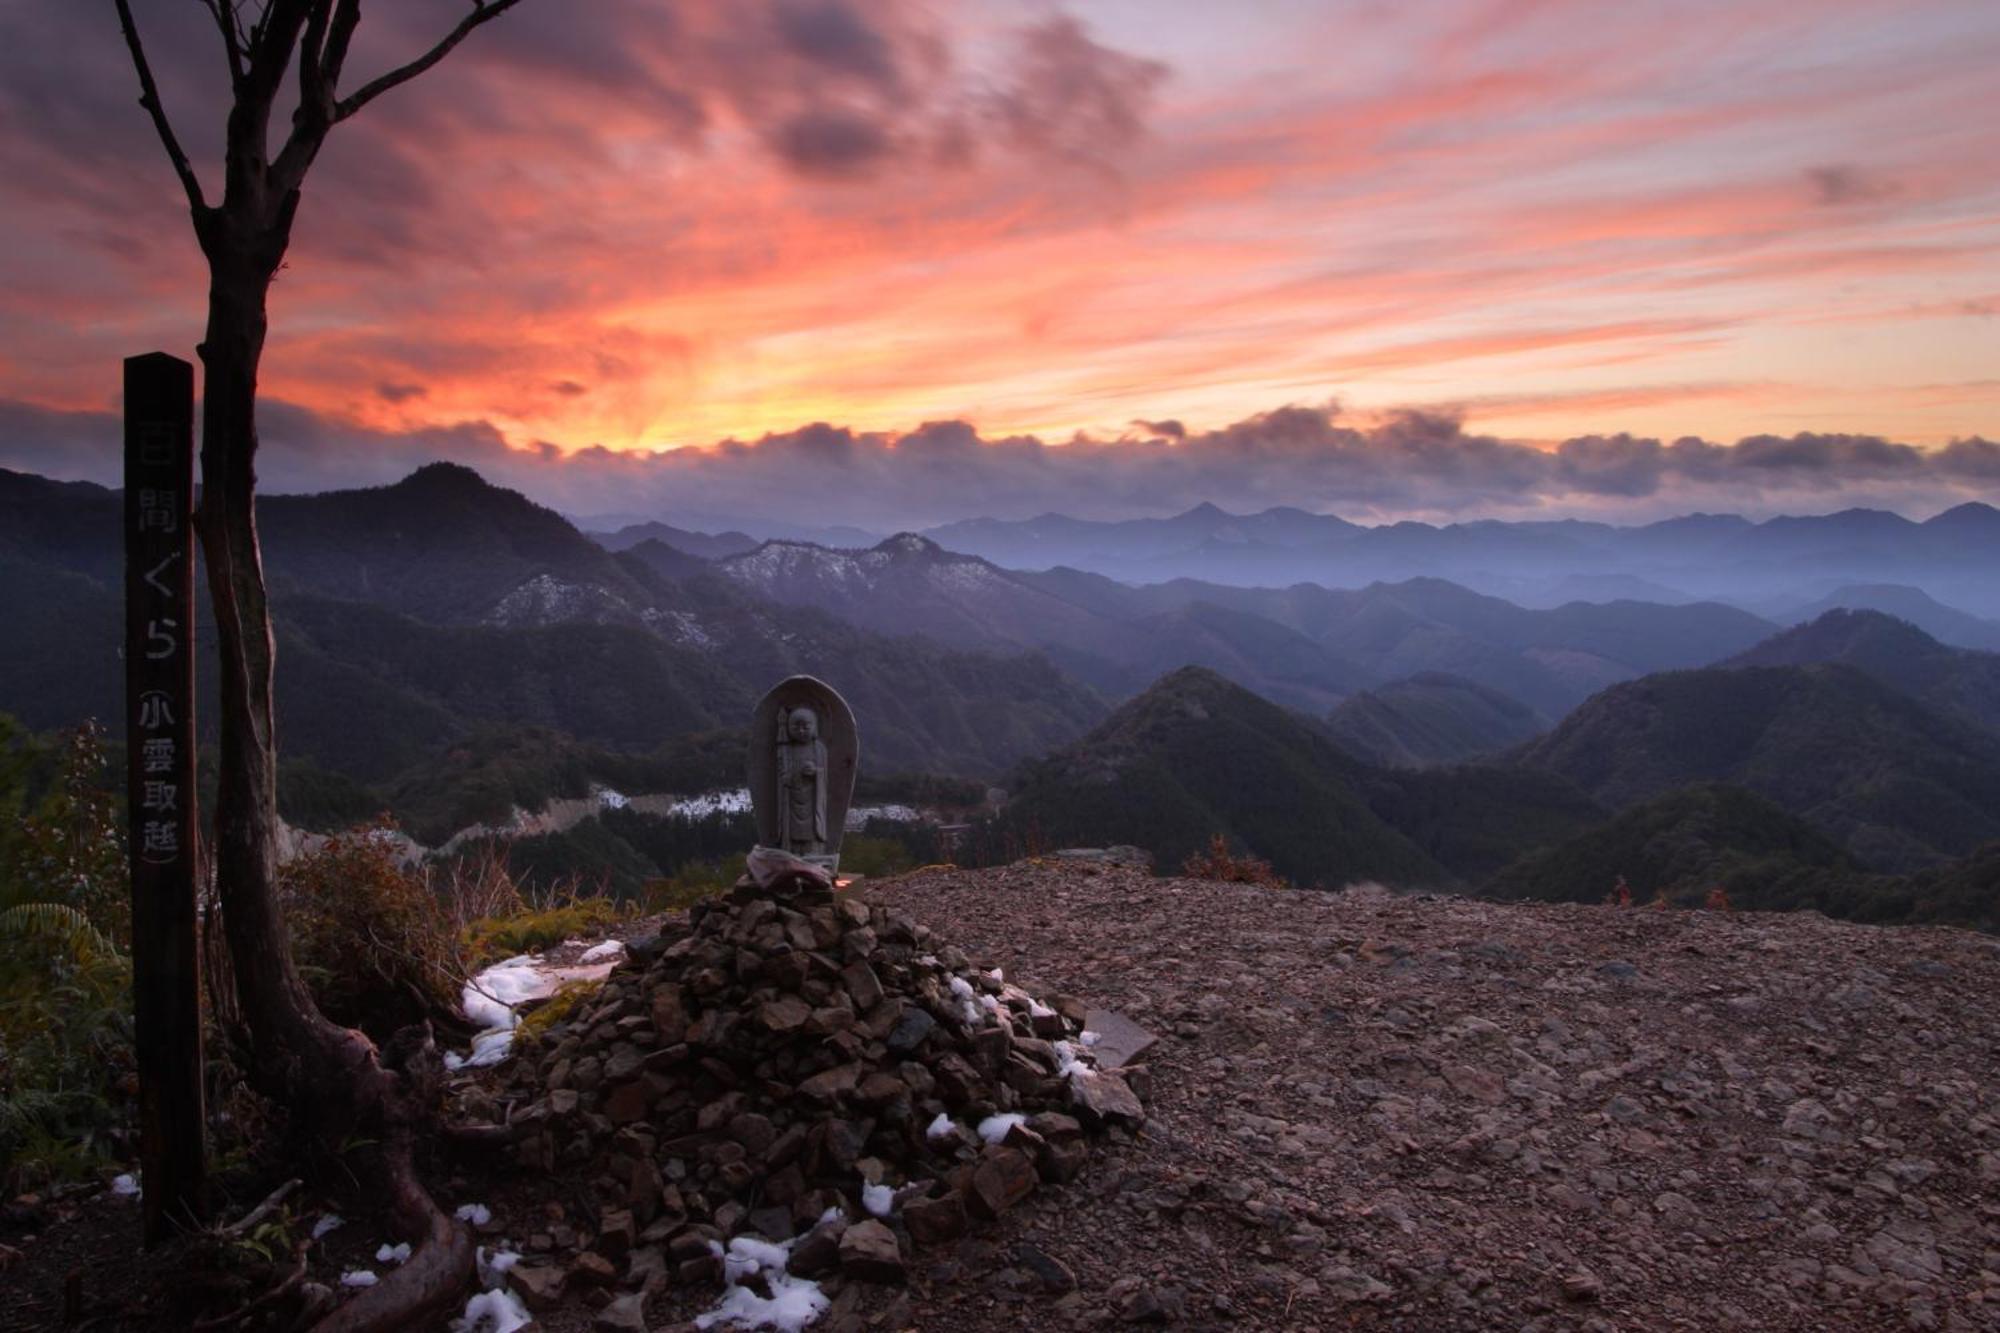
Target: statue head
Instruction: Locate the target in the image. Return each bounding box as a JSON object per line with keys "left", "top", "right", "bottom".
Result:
{"left": 786, "top": 707, "right": 819, "bottom": 743}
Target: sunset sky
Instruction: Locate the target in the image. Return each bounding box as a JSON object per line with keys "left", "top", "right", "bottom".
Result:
{"left": 1, "top": 0, "right": 1996, "bottom": 526}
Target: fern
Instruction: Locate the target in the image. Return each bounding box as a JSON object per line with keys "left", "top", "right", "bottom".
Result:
{"left": 0, "top": 901, "right": 116, "bottom": 966}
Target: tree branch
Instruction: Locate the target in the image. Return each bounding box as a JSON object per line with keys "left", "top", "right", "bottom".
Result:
{"left": 113, "top": 0, "right": 209, "bottom": 213}
{"left": 298, "top": 0, "right": 332, "bottom": 117}
{"left": 320, "top": 0, "right": 362, "bottom": 99}
{"left": 333, "top": 0, "right": 527, "bottom": 123}
{"left": 198, "top": 0, "right": 248, "bottom": 90}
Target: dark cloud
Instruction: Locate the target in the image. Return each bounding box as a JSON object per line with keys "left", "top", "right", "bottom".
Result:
{"left": 769, "top": 108, "right": 898, "bottom": 178}
{"left": 773, "top": 0, "right": 906, "bottom": 93}
{"left": 1135, "top": 418, "right": 1186, "bottom": 440}
{"left": 376, "top": 382, "right": 428, "bottom": 403}
{"left": 1807, "top": 164, "right": 1899, "bottom": 208}
{"left": 6, "top": 397, "right": 1992, "bottom": 530}
{"left": 989, "top": 17, "right": 1169, "bottom": 166}
{"left": 550, "top": 381, "right": 589, "bottom": 398}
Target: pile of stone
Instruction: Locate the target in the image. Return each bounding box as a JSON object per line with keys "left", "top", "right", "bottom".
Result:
{"left": 483, "top": 881, "right": 1147, "bottom": 1318}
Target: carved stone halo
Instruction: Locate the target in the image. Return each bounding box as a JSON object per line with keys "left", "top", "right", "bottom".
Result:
{"left": 747, "top": 674, "right": 858, "bottom": 872}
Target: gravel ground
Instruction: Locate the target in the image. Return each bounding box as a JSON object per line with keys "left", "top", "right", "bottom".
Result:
{"left": 11, "top": 863, "right": 1998, "bottom": 1332}
{"left": 799, "top": 861, "right": 2000, "bottom": 1332}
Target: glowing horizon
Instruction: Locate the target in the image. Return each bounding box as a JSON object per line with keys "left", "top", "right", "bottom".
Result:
{"left": 0, "top": 0, "right": 1995, "bottom": 518}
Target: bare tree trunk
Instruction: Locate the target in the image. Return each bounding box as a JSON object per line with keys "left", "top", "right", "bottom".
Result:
{"left": 195, "top": 222, "right": 473, "bottom": 1333}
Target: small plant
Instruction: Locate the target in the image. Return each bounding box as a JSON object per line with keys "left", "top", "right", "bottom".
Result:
{"left": 1606, "top": 875, "right": 1634, "bottom": 908}
{"left": 513, "top": 981, "right": 594, "bottom": 1050}
{"left": 1647, "top": 887, "right": 1670, "bottom": 911}
{"left": 0, "top": 719, "right": 135, "bottom": 1194}
{"left": 1182, "top": 834, "right": 1290, "bottom": 888}
{"left": 645, "top": 852, "right": 747, "bottom": 913}
{"left": 1704, "top": 885, "right": 1733, "bottom": 912}
{"left": 463, "top": 895, "right": 623, "bottom": 964}
{"left": 281, "top": 823, "right": 461, "bottom": 1041}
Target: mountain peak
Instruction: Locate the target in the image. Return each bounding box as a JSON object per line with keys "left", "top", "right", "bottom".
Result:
{"left": 398, "top": 460, "right": 493, "bottom": 492}
{"left": 873, "top": 532, "right": 945, "bottom": 558}
{"left": 1926, "top": 500, "right": 2000, "bottom": 530}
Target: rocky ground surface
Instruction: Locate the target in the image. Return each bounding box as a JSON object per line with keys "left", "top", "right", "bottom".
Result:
{"left": 821, "top": 860, "right": 2000, "bottom": 1332}
{"left": 7, "top": 859, "right": 1999, "bottom": 1331}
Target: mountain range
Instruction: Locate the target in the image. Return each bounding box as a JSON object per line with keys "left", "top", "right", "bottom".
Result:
{"left": 916, "top": 499, "right": 2000, "bottom": 616}
{"left": 708, "top": 532, "right": 1776, "bottom": 720}
{"left": 1511, "top": 660, "right": 2000, "bottom": 871}
{"left": 4, "top": 460, "right": 1995, "bottom": 924}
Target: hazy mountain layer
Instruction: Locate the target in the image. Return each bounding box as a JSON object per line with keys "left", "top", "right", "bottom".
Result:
{"left": 1327, "top": 672, "right": 1549, "bottom": 768}
{"left": 994, "top": 667, "right": 1603, "bottom": 889}
{"left": 927, "top": 499, "right": 2000, "bottom": 615}
{"left": 1726, "top": 609, "right": 2000, "bottom": 736}
{"left": 1510, "top": 662, "right": 2000, "bottom": 871}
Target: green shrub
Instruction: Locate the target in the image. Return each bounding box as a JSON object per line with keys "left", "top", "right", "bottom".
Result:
{"left": 281, "top": 824, "right": 462, "bottom": 1041}
{"left": 463, "top": 897, "right": 623, "bottom": 964}
{"left": 839, "top": 835, "right": 915, "bottom": 880}
{"left": 0, "top": 719, "right": 134, "bottom": 1193}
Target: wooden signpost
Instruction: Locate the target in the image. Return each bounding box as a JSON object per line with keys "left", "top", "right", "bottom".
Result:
{"left": 123, "top": 352, "right": 204, "bottom": 1241}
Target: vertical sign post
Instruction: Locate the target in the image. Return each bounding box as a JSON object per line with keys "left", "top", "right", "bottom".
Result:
{"left": 123, "top": 352, "right": 204, "bottom": 1241}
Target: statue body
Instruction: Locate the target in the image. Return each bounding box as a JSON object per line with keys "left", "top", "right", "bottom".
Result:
{"left": 776, "top": 705, "right": 828, "bottom": 855}
{"left": 748, "top": 676, "right": 857, "bottom": 875}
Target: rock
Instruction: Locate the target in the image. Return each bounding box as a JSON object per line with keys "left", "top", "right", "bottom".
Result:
{"left": 571, "top": 1251, "right": 618, "bottom": 1287}
{"left": 1015, "top": 1242, "right": 1077, "bottom": 1293}
{"left": 838, "top": 1218, "right": 906, "bottom": 1284}
{"left": 1562, "top": 1268, "right": 1603, "bottom": 1302}
{"left": 757, "top": 995, "right": 812, "bottom": 1034}
{"left": 595, "top": 1208, "right": 635, "bottom": 1257}
{"left": 1068, "top": 1069, "right": 1145, "bottom": 1125}
{"left": 843, "top": 961, "right": 885, "bottom": 1010}
{"left": 788, "top": 1217, "right": 847, "bottom": 1278}
{"left": 1122, "top": 1283, "right": 1185, "bottom": 1323}
{"left": 885, "top": 1007, "right": 937, "bottom": 1055}
{"left": 798, "top": 1062, "right": 862, "bottom": 1103}
{"left": 967, "top": 1148, "right": 1039, "bottom": 1219}
{"left": 903, "top": 1190, "right": 969, "bottom": 1245}
{"left": 594, "top": 1293, "right": 648, "bottom": 1332}
{"left": 508, "top": 1263, "right": 566, "bottom": 1312}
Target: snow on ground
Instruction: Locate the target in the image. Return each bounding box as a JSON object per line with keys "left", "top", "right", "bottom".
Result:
{"left": 311, "top": 1213, "right": 344, "bottom": 1239}
{"left": 843, "top": 803, "right": 920, "bottom": 830}
{"left": 339, "top": 1271, "right": 377, "bottom": 1288}
{"left": 860, "top": 1181, "right": 895, "bottom": 1217}
{"left": 109, "top": 1174, "right": 139, "bottom": 1198}
{"left": 578, "top": 939, "right": 626, "bottom": 964}
{"left": 476, "top": 1247, "right": 521, "bottom": 1287}
{"left": 455, "top": 1203, "right": 493, "bottom": 1226}
{"left": 695, "top": 1231, "right": 832, "bottom": 1331}
{"left": 666, "top": 788, "right": 753, "bottom": 819}
{"left": 445, "top": 952, "right": 623, "bottom": 1071}
{"left": 925, "top": 1112, "right": 960, "bottom": 1143}
{"left": 976, "top": 1113, "right": 1026, "bottom": 1145}
{"left": 452, "top": 1287, "right": 533, "bottom": 1333}
{"left": 374, "top": 1242, "right": 411, "bottom": 1265}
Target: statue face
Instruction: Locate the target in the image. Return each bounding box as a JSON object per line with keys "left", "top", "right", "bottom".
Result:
{"left": 787, "top": 708, "right": 819, "bottom": 742}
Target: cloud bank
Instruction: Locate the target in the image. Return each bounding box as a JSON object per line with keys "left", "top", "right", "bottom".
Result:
{"left": 5, "top": 397, "right": 1993, "bottom": 531}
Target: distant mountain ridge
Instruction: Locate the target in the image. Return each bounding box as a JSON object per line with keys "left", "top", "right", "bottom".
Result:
{"left": 1723, "top": 609, "right": 2000, "bottom": 738}
{"left": 1327, "top": 672, "right": 1549, "bottom": 768}
{"left": 996, "top": 666, "right": 1602, "bottom": 889}
{"left": 924, "top": 498, "right": 2000, "bottom": 615}
{"left": 0, "top": 464, "right": 1107, "bottom": 779}
{"left": 1511, "top": 660, "right": 2000, "bottom": 871}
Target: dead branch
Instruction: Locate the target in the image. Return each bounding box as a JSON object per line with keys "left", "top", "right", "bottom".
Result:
{"left": 218, "top": 1177, "right": 303, "bottom": 1238}
{"left": 335, "top": 0, "right": 527, "bottom": 122}
{"left": 112, "top": 0, "right": 209, "bottom": 213}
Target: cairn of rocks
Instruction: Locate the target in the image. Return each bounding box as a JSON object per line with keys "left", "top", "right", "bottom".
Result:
{"left": 488, "top": 880, "right": 1147, "bottom": 1314}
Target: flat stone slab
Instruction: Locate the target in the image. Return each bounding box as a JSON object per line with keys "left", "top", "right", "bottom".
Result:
{"left": 1083, "top": 1007, "right": 1156, "bottom": 1070}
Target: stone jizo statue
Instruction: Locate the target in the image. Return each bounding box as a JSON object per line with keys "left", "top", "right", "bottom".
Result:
{"left": 777, "top": 704, "right": 828, "bottom": 855}
{"left": 748, "top": 675, "right": 857, "bottom": 877}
